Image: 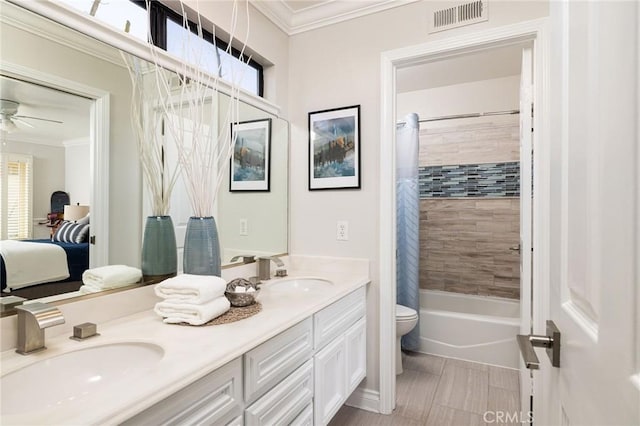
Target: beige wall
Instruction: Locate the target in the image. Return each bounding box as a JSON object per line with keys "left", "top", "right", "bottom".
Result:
{"left": 64, "top": 142, "right": 90, "bottom": 206}
{"left": 398, "top": 75, "right": 521, "bottom": 122}
{"left": 288, "top": 0, "right": 548, "bottom": 394}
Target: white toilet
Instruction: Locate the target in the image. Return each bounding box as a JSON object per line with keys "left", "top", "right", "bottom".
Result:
{"left": 395, "top": 304, "right": 419, "bottom": 375}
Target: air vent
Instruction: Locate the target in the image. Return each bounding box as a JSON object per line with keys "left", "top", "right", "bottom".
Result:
{"left": 429, "top": 0, "right": 488, "bottom": 33}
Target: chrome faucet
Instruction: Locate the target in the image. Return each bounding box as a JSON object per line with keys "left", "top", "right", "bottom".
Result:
{"left": 229, "top": 255, "right": 257, "bottom": 264}
{"left": 257, "top": 256, "right": 284, "bottom": 280}
{"left": 15, "top": 302, "right": 65, "bottom": 355}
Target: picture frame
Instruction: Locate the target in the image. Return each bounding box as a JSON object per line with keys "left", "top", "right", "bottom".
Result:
{"left": 230, "top": 118, "right": 272, "bottom": 192}
{"left": 308, "top": 105, "right": 361, "bottom": 190}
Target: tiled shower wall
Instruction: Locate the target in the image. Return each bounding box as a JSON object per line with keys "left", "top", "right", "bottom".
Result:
{"left": 418, "top": 118, "right": 521, "bottom": 299}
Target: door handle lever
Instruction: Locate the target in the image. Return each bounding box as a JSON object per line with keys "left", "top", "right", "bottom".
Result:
{"left": 517, "top": 320, "right": 561, "bottom": 369}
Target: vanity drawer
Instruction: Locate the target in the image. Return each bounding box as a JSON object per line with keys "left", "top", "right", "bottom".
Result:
{"left": 122, "top": 357, "right": 242, "bottom": 426}
{"left": 226, "top": 414, "right": 243, "bottom": 426}
{"left": 290, "top": 402, "right": 313, "bottom": 426}
{"left": 245, "top": 359, "right": 314, "bottom": 426}
{"left": 244, "top": 318, "right": 313, "bottom": 404}
{"left": 314, "top": 286, "right": 366, "bottom": 350}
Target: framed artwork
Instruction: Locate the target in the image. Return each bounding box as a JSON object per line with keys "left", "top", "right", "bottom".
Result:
{"left": 230, "top": 118, "right": 271, "bottom": 192}
{"left": 308, "top": 105, "right": 361, "bottom": 190}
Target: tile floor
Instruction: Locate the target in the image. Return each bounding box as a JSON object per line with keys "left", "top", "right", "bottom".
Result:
{"left": 329, "top": 352, "right": 521, "bottom": 426}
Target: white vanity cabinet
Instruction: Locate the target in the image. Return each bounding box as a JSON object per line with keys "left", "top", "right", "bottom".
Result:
{"left": 121, "top": 286, "right": 366, "bottom": 426}
{"left": 313, "top": 287, "right": 367, "bottom": 426}
{"left": 122, "top": 357, "right": 243, "bottom": 426}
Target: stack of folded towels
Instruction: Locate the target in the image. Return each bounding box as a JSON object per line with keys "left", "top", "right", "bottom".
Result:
{"left": 79, "top": 265, "right": 142, "bottom": 294}
{"left": 154, "top": 274, "right": 230, "bottom": 326}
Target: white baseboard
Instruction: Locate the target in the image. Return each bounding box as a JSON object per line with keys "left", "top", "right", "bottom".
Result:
{"left": 345, "top": 387, "right": 380, "bottom": 413}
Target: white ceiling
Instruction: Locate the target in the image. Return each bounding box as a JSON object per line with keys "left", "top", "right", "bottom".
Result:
{"left": 0, "top": 75, "right": 91, "bottom": 146}
{"left": 251, "top": 0, "right": 419, "bottom": 35}
{"left": 396, "top": 43, "right": 525, "bottom": 93}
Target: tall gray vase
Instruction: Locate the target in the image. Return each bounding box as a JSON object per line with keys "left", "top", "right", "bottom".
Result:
{"left": 142, "top": 215, "right": 177, "bottom": 282}
{"left": 183, "top": 216, "right": 221, "bottom": 276}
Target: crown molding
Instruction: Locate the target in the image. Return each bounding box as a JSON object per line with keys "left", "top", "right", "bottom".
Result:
{"left": 1, "top": 133, "right": 64, "bottom": 147}
{"left": 251, "top": 0, "right": 419, "bottom": 35}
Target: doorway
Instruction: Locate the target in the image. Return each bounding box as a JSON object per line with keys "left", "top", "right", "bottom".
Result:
{"left": 1, "top": 62, "right": 110, "bottom": 295}
{"left": 379, "top": 19, "right": 550, "bottom": 415}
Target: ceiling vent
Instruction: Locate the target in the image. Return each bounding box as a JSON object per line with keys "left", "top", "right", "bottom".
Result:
{"left": 429, "top": 0, "right": 488, "bottom": 33}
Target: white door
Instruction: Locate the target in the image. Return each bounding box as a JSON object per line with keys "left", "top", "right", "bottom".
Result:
{"left": 518, "top": 45, "right": 534, "bottom": 417}
{"left": 535, "top": 2, "right": 640, "bottom": 425}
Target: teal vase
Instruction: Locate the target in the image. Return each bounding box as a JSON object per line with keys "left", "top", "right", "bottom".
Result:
{"left": 142, "top": 216, "right": 177, "bottom": 282}
{"left": 183, "top": 216, "right": 221, "bottom": 276}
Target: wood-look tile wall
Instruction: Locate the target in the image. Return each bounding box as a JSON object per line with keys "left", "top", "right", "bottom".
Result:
{"left": 419, "top": 118, "right": 519, "bottom": 167}
{"left": 420, "top": 198, "right": 520, "bottom": 299}
{"left": 418, "top": 118, "right": 521, "bottom": 300}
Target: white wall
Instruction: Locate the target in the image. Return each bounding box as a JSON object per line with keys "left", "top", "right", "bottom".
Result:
{"left": 397, "top": 75, "right": 520, "bottom": 121}
{"left": 288, "top": 0, "right": 548, "bottom": 397}
{"left": 64, "top": 141, "right": 90, "bottom": 205}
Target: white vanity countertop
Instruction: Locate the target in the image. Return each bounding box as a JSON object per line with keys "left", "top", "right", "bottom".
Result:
{"left": 0, "top": 263, "right": 369, "bottom": 425}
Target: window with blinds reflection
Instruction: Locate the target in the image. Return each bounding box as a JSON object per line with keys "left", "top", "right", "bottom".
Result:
{"left": 1, "top": 153, "right": 33, "bottom": 240}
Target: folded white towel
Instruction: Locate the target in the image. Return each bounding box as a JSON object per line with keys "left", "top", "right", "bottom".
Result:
{"left": 154, "top": 274, "right": 226, "bottom": 304}
{"left": 82, "top": 265, "right": 142, "bottom": 289}
{"left": 154, "top": 296, "right": 230, "bottom": 326}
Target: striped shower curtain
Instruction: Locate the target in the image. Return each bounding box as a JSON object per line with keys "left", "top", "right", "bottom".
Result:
{"left": 396, "top": 113, "right": 420, "bottom": 351}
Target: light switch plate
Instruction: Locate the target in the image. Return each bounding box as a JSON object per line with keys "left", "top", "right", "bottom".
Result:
{"left": 240, "top": 218, "right": 248, "bottom": 236}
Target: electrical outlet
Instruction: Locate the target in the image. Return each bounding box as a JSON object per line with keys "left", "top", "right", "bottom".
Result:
{"left": 239, "top": 218, "right": 248, "bottom": 236}
{"left": 337, "top": 221, "right": 349, "bottom": 241}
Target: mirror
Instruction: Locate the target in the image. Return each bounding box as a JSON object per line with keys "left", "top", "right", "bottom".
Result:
{"left": 0, "top": 1, "right": 288, "bottom": 310}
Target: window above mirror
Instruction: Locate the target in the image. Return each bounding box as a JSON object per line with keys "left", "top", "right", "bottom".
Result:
{"left": 56, "top": 0, "right": 264, "bottom": 97}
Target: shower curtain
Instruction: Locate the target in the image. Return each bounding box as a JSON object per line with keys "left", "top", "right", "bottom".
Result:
{"left": 396, "top": 113, "right": 420, "bottom": 351}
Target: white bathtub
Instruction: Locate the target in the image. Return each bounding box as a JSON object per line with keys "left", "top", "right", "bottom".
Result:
{"left": 418, "top": 290, "right": 520, "bottom": 368}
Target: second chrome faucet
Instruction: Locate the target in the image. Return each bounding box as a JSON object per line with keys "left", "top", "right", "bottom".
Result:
{"left": 230, "top": 255, "right": 285, "bottom": 280}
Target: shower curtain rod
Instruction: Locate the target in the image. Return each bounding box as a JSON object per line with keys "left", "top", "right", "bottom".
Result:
{"left": 397, "top": 109, "right": 520, "bottom": 125}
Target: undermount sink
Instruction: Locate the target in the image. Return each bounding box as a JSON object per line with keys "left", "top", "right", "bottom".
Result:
{"left": 269, "top": 277, "right": 333, "bottom": 292}
{"left": 1, "top": 342, "right": 164, "bottom": 415}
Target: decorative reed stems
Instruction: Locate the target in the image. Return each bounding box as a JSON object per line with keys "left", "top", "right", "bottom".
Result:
{"left": 144, "top": 0, "right": 251, "bottom": 218}
{"left": 123, "top": 54, "right": 180, "bottom": 216}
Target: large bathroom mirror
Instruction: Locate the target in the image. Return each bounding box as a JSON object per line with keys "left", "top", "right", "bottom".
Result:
{"left": 0, "top": 0, "right": 288, "bottom": 311}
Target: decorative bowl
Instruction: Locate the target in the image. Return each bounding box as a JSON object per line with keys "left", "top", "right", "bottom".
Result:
{"left": 225, "top": 277, "right": 260, "bottom": 307}
{"left": 224, "top": 289, "right": 260, "bottom": 307}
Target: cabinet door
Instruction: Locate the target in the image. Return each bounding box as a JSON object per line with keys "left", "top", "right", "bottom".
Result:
{"left": 345, "top": 316, "right": 367, "bottom": 395}
{"left": 122, "top": 357, "right": 243, "bottom": 426}
{"left": 245, "top": 360, "right": 313, "bottom": 426}
{"left": 314, "top": 335, "right": 346, "bottom": 426}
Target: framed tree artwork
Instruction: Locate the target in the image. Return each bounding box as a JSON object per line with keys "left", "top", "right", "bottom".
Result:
{"left": 308, "top": 105, "right": 361, "bottom": 190}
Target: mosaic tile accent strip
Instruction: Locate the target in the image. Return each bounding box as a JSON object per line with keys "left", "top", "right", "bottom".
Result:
{"left": 419, "top": 162, "right": 519, "bottom": 198}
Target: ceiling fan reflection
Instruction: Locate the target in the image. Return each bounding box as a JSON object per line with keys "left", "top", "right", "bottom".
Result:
{"left": 0, "top": 99, "right": 63, "bottom": 133}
